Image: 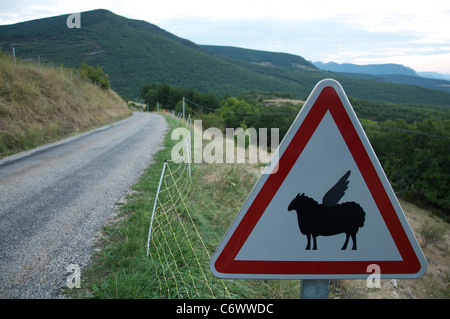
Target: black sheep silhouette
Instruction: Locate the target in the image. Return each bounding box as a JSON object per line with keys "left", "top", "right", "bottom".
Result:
{"left": 287, "top": 170, "right": 366, "bottom": 250}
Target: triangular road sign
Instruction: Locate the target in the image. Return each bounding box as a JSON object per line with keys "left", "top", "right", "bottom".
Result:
{"left": 210, "top": 79, "right": 427, "bottom": 279}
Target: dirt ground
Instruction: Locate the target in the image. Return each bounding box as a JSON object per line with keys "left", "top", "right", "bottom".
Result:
{"left": 329, "top": 199, "right": 449, "bottom": 299}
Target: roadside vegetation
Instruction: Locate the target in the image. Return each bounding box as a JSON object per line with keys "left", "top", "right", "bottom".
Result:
{"left": 69, "top": 112, "right": 448, "bottom": 299}
{"left": 0, "top": 50, "right": 130, "bottom": 159}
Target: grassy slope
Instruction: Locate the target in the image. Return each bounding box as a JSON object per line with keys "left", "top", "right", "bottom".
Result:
{"left": 0, "top": 51, "right": 131, "bottom": 158}
{"left": 69, "top": 114, "right": 448, "bottom": 299}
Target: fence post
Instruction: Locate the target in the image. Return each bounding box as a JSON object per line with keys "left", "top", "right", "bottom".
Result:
{"left": 146, "top": 160, "right": 167, "bottom": 257}
{"left": 12, "top": 47, "right": 16, "bottom": 68}
{"left": 185, "top": 139, "right": 191, "bottom": 177}
{"left": 183, "top": 97, "right": 185, "bottom": 121}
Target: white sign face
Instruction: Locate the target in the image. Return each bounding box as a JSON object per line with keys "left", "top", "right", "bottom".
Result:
{"left": 210, "top": 79, "right": 427, "bottom": 280}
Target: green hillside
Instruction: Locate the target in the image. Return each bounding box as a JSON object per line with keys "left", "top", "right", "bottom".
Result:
{"left": 0, "top": 9, "right": 302, "bottom": 98}
{"left": 205, "top": 45, "right": 450, "bottom": 106}
{"left": 202, "top": 45, "right": 318, "bottom": 71}
{"left": 1, "top": 9, "right": 450, "bottom": 106}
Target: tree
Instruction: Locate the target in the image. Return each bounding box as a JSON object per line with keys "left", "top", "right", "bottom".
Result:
{"left": 141, "top": 83, "right": 159, "bottom": 108}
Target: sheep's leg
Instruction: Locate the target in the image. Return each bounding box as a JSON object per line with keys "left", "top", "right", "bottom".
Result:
{"left": 312, "top": 236, "right": 317, "bottom": 250}
{"left": 341, "top": 233, "right": 350, "bottom": 250}
{"left": 305, "top": 234, "right": 311, "bottom": 250}
{"left": 351, "top": 233, "right": 357, "bottom": 250}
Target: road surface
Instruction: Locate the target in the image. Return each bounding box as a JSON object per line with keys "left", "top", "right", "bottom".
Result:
{"left": 0, "top": 112, "right": 167, "bottom": 298}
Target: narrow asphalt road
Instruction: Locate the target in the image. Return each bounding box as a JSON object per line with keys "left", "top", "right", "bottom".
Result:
{"left": 0, "top": 112, "right": 168, "bottom": 298}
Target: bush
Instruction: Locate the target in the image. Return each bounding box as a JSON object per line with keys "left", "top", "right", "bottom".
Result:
{"left": 79, "top": 62, "right": 110, "bottom": 89}
{"left": 419, "top": 222, "right": 446, "bottom": 247}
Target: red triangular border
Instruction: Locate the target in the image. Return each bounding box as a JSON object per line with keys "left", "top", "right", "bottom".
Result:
{"left": 212, "top": 81, "right": 425, "bottom": 278}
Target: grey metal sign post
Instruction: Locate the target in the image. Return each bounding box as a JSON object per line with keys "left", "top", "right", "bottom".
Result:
{"left": 300, "top": 280, "right": 329, "bottom": 299}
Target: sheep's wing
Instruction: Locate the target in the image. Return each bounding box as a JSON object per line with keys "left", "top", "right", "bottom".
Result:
{"left": 322, "top": 170, "right": 351, "bottom": 207}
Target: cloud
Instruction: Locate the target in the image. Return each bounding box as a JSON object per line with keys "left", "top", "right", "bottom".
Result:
{"left": 157, "top": 15, "right": 411, "bottom": 57}
{"left": 154, "top": 11, "right": 450, "bottom": 73}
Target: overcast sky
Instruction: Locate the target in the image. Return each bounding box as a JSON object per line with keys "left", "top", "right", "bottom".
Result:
{"left": 1, "top": 0, "right": 449, "bottom": 74}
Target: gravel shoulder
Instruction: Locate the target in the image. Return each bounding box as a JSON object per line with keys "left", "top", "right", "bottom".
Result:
{"left": 0, "top": 112, "right": 168, "bottom": 298}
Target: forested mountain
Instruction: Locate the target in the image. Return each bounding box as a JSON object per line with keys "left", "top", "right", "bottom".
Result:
{"left": 0, "top": 9, "right": 298, "bottom": 98}
{"left": 202, "top": 45, "right": 318, "bottom": 71}
{"left": 1, "top": 9, "right": 450, "bottom": 106}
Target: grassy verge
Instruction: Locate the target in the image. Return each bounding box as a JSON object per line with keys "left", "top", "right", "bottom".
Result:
{"left": 67, "top": 113, "right": 449, "bottom": 300}
{"left": 68, "top": 114, "right": 299, "bottom": 299}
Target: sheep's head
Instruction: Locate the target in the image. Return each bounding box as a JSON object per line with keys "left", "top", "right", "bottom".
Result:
{"left": 288, "top": 193, "right": 305, "bottom": 211}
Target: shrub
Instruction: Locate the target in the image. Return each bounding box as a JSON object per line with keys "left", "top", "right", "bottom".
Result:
{"left": 419, "top": 222, "right": 446, "bottom": 247}
{"left": 79, "top": 62, "right": 110, "bottom": 89}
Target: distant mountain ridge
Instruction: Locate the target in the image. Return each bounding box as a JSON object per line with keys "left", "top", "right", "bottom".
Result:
{"left": 314, "top": 61, "right": 450, "bottom": 81}
{"left": 1, "top": 9, "right": 450, "bottom": 105}
{"left": 314, "top": 61, "right": 450, "bottom": 93}
{"left": 417, "top": 72, "right": 450, "bottom": 81}
{"left": 314, "top": 61, "right": 418, "bottom": 76}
